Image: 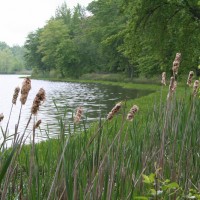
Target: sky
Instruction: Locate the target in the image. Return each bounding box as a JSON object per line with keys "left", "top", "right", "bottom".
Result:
{"left": 0, "top": 0, "right": 93, "bottom": 47}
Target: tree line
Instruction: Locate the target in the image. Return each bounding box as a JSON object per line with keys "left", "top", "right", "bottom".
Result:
{"left": 24, "top": 0, "right": 200, "bottom": 78}
{"left": 0, "top": 42, "right": 25, "bottom": 74}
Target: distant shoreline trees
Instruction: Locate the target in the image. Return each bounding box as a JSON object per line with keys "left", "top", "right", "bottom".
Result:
{"left": 24, "top": 0, "right": 200, "bottom": 78}
{"left": 0, "top": 42, "right": 25, "bottom": 74}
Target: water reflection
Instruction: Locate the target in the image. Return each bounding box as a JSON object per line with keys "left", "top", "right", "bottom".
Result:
{"left": 0, "top": 75, "right": 153, "bottom": 142}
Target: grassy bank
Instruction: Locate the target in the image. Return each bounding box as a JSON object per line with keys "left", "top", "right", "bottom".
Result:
{"left": 31, "top": 73, "right": 186, "bottom": 116}
{"left": 0, "top": 75, "right": 200, "bottom": 199}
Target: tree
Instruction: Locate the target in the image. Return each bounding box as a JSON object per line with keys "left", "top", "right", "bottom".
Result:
{"left": 24, "top": 29, "right": 48, "bottom": 74}
{"left": 38, "top": 18, "right": 79, "bottom": 77}
{"left": 121, "top": 0, "right": 200, "bottom": 76}
{"left": 0, "top": 43, "right": 25, "bottom": 73}
{"left": 87, "top": 0, "right": 133, "bottom": 74}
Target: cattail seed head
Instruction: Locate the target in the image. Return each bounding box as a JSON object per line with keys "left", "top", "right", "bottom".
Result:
{"left": 107, "top": 102, "right": 122, "bottom": 120}
{"left": 74, "top": 106, "right": 83, "bottom": 124}
{"left": 127, "top": 105, "right": 139, "bottom": 121}
{"left": 20, "top": 78, "right": 31, "bottom": 105}
{"left": 187, "top": 71, "right": 194, "bottom": 86}
{"left": 172, "top": 53, "right": 181, "bottom": 75}
{"left": 12, "top": 87, "right": 20, "bottom": 105}
{"left": 34, "top": 120, "right": 42, "bottom": 129}
{"left": 193, "top": 80, "right": 199, "bottom": 97}
{"left": 0, "top": 113, "right": 4, "bottom": 122}
{"left": 31, "top": 88, "right": 46, "bottom": 115}
{"left": 161, "top": 72, "right": 166, "bottom": 86}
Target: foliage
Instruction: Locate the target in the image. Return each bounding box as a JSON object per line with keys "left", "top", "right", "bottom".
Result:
{"left": 0, "top": 42, "right": 25, "bottom": 73}
{"left": 121, "top": 0, "right": 200, "bottom": 76}
{"left": 135, "top": 170, "right": 200, "bottom": 199}
{"left": 24, "top": 1, "right": 200, "bottom": 78}
{"left": 24, "top": 29, "right": 46, "bottom": 73}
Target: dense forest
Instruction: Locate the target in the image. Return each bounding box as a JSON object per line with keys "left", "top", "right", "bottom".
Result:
{"left": 0, "top": 42, "right": 25, "bottom": 73}
{"left": 24, "top": 0, "right": 200, "bottom": 78}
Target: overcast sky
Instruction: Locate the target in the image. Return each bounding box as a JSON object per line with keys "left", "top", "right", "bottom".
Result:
{"left": 0, "top": 0, "right": 93, "bottom": 47}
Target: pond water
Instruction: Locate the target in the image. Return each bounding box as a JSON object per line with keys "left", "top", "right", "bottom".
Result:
{"left": 0, "top": 75, "right": 152, "bottom": 142}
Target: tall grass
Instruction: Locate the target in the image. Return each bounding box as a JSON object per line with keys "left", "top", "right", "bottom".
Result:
{"left": 0, "top": 69, "right": 200, "bottom": 199}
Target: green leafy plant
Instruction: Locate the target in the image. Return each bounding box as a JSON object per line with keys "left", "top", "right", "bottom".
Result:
{"left": 135, "top": 169, "right": 200, "bottom": 199}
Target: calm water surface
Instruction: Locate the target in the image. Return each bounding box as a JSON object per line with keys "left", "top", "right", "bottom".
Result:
{"left": 0, "top": 75, "right": 152, "bottom": 142}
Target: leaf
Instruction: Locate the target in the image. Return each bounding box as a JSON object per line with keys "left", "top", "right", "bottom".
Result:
{"left": 162, "top": 182, "right": 179, "bottom": 190}
{"left": 149, "top": 173, "right": 155, "bottom": 182}
{"left": 164, "top": 179, "right": 170, "bottom": 183}
{"left": 142, "top": 174, "right": 151, "bottom": 184}
{"left": 142, "top": 173, "right": 155, "bottom": 184}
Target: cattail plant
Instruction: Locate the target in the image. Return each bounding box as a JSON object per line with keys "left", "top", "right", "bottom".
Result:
{"left": 107, "top": 102, "right": 122, "bottom": 120}
{"left": 74, "top": 106, "right": 83, "bottom": 124}
{"left": 31, "top": 88, "right": 46, "bottom": 115}
{"left": 4, "top": 87, "right": 21, "bottom": 134}
{"left": 34, "top": 120, "right": 42, "bottom": 129}
{"left": 12, "top": 87, "right": 20, "bottom": 105}
{"left": 161, "top": 72, "right": 166, "bottom": 86}
{"left": 187, "top": 71, "right": 194, "bottom": 86}
{"left": 15, "top": 78, "right": 31, "bottom": 137}
{"left": 172, "top": 53, "right": 181, "bottom": 75}
{"left": 193, "top": 80, "right": 199, "bottom": 97}
{"left": 29, "top": 89, "right": 45, "bottom": 195}
{"left": 161, "top": 59, "right": 179, "bottom": 174}
{"left": 127, "top": 105, "right": 139, "bottom": 121}
{"left": 20, "top": 78, "right": 31, "bottom": 105}
{"left": 167, "top": 77, "right": 177, "bottom": 100}
{"left": 1, "top": 81, "right": 31, "bottom": 199}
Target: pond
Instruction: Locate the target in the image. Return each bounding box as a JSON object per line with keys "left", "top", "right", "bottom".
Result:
{"left": 0, "top": 75, "right": 153, "bottom": 142}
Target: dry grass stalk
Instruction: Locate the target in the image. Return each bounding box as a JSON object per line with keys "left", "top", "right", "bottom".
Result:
{"left": 34, "top": 119, "right": 42, "bottom": 129}
{"left": 127, "top": 105, "right": 139, "bottom": 121}
{"left": 187, "top": 71, "right": 194, "bottom": 86}
{"left": 74, "top": 106, "right": 83, "bottom": 124}
{"left": 172, "top": 53, "right": 181, "bottom": 75}
{"left": 0, "top": 113, "right": 4, "bottom": 122}
{"left": 31, "top": 88, "right": 46, "bottom": 115}
{"left": 193, "top": 80, "right": 199, "bottom": 97}
{"left": 20, "top": 78, "right": 31, "bottom": 105}
{"left": 12, "top": 87, "right": 20, "bottom": 104}
{"left": 107, "top": 102, "right": 122, "bottom": 120}
{"left": 161, "top": 72, "right": 166, "bottom": 86}
{"left": 167, "top": 77, "right": 177, "bottom": 100}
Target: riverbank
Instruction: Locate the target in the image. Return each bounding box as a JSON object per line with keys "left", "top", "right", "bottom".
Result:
{"left": 21, "top": 76, "right": 200, "bottom": 198}
{"left": 1, "top": 75, "right": 199, "bottom": 199}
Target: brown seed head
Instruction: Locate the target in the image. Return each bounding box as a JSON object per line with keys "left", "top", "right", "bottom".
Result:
{"left": 127, "top": 105, "right": 139, "bottom": 121}
{"left": 12, "top": 87, "right": 20, "bottom": 104}
{"left": 172, "top": 53, "right": 181, "bottom": 75}
{"left": 20, "top": 78, "right": 31, "bottom": 105}
{"left": 161, "top": 72, "right": 166, "bottom": 86}
{"left": 74, "top": 106, "right": 83, "bottom": 124}
{"left": 31, "top": 88, "right": 46, "bottom": 115}
{"left": 187, "top": 71, "right": 194, "bottom": 86}
{"left": 0, "top": 113, "right": 4, "bottom": 122}
{"left": 107, "top": 102, "right": 122, "bottom": 120}
{"left": 193, "top": 80, "right": 199, "bottom": 97}
{"left": 34, "top": 120, "right": 42, "bottom": 129}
